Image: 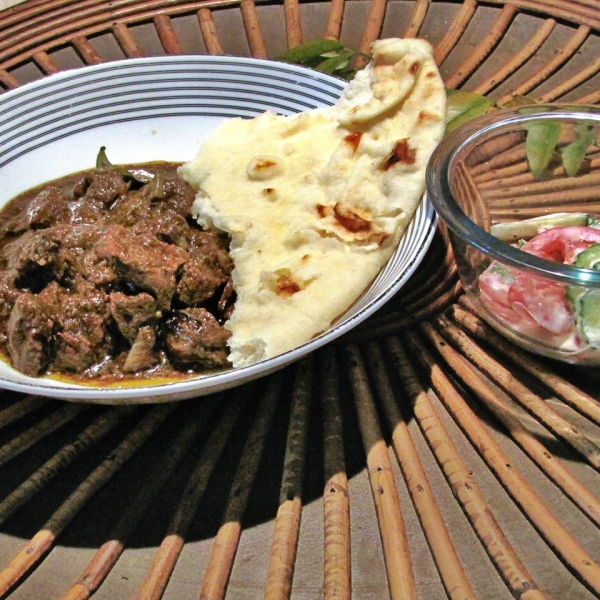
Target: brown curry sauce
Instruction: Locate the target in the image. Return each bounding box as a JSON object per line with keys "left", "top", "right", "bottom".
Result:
{"left": 0, "top": 162, "right": 234, "bottom": 385}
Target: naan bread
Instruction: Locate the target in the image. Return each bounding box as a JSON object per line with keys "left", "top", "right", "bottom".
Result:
{"left": 179, "top": 38, "right": 446, "bottom": 367}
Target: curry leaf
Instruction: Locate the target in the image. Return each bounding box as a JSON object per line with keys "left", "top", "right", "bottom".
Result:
{"left": 500, "top": 95, "right": 538, "bottom": 108}
{"left": 315, "top": 51, "right": 353, "bottom": 74}
{"left": 445, "top": 89, "right": 496, "bottom": 133}
{"left": 523, "top": 120, "right": 561, "bottom": 178}
{"left": 96, "top": 146, "right": 113, "bottom": 170}
{"left": 278, "top": 39, "right": 345, "bottom": 65}
{"left": 277, "top": 39, "right": 368, "bottom": 80}
{"left": 95, "top": 146, "right": 152, "bottom": 184}
{"left": 561, "top": 122, "right": 595, "bottom": 177}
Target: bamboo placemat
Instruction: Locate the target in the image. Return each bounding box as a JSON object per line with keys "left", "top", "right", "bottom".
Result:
{"left": 0, "top": 1, "right": 599, "bottom": 598}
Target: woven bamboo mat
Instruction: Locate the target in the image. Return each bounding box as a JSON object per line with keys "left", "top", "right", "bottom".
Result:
{"left": 0, "top": 1, "right": 599, "bottom": 599}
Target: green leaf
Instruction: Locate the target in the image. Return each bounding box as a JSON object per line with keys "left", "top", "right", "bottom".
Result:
{"left": 445, "top": 90, "right": 495, "bottom": 133}
{"left": 96, "top": 146, "right": 112, "bottom": 170}
{"left": 315, "top": 51, "right": 352, "bottom": 74}
{"left": 278, "top": 39, "right": 345, "bottom": 65}
{"left": 523, "top": 120, "right": 561, "bottom": 178}
{"left": 500, "top": 95, "right": 538, "bottom": 109}
{"left": 561, "top": 122, "right": 595, "bottom": 177}
{"left": 95, "top": 147, "right": 152, "bottom": 184}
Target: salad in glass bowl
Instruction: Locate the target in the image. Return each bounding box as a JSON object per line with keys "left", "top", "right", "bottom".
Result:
{"left": 427, "top": 105, "right": 600, "bottom": 364}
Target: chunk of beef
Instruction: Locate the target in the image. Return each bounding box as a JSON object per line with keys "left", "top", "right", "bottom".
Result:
{"left": 68, "top": 197, "right": 106, "bottom": 224}
{"left": 176, "top": 256, "right": 228, "bottom": 307}
{"left": 107, "top": 187, "right": 151, "bottom": 226}
{"left": 12, "top": 186, "right": 71, "bottom": 232}
{"left": 56, "top": 222, "right": 104, "bottom": 250}
{"left": 50, "top": 283, "right": 112, "bottom": 373}
{"left": 82, "top": 169, "right": 129, "bottom": 205}
{"left": 6, "top": 291, "right": 54, "bottom": 376}
{"left": 95, "top": 226, "right": 188, "bottom": 310}
{"left": 74, "top": 253, "right": 118, "bottom": 289}
{"left": 137, "top": 207, "right": 190, "bottom": 249}
{"left": 4, "top": 228, "right": 70, "bottom": 291}
{"left": 164, "top": 308, "right": 231, "bottom": 369}
{"left": 109, "top": 292, "right": 157, "bottom": 343}
{"left": 163, "top": 177, "right": 196, "bottom": 217}
{"left": 123, "top": 326, "right": 158, "bottom": 373}
{"left": 188, "top": 229, "right": 233, "bottom": 275}
{"left": 109, "top": 187, "right": 190, "bottom": 248}
{"left": 0, "top": 270, "right": 21, "bottom": 322}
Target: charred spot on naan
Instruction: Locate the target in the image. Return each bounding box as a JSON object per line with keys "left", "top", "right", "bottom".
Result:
{"left": 246, "top": 155, "right": 284, "bottom": 180}
{"left": 344, "top": 131, "right": 363, "bottom": 152}
{"left": 382, "top": 139, "right": 417, "bottom": 170}
{"left": 316, "top": 202, "right": 389, "bottom": 244}
{"left": 259, "top": 267, "right": 314, "bottom": 298}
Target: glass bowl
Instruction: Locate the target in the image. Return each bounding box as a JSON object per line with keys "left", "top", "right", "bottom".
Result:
{"left": 426, "top": 105, "right": 600, "bottom": 365}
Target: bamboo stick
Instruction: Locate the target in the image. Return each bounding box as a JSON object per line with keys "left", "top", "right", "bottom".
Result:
{"left": 240, "top": 0, "right": 267, "bottom": 58}
{"left": 357, "top": 0, "right": 387, "bottom": 65}
{"left": 483, "top": 172, "right": 600, "bottom": 203}
{"left": 402, "top": 0, "right": 429, "bottom": 39}
{"left": 112, "top": 21, "right": 145, "bottom": 58}
{"left": 343, "top": 343, "right": 417, "bottom": 600}
{"left": 491, "top": 204, "right": 600, "bottom": 222}
{"left": 433, "top": 0, "right": 476, "bottom": 66}
{"left": 198, "top": 8, "right": 224, "bottom": 55}
{"left": 475, "top": 150, "right": 600, "bottom": 189}
{"left": 452, "top": 298, "right": 600, "bottom": 427}
{"left": 0, "top": 404, "right": 174, "bottom": 598}
{"left": 136, "top": 392, "right": 249, "bottom": 600}
{"left": 399, "top": 332, "right": 547, "bottom": 599}
{"left": 32, "top": 49, "right": 60, "bottom": 74}
{"left": 398, "top": 231, "right": 455, "bottom": 305}
{"left": 575, "top": 89, "right": 600, "bottom": 105}
{"left": 0, "top": 402, "right": 86, "bottom": 468}
{"left": 426, "top": 316, "right": 600, "bottom": 470}
{"left": 60, "top": 402, "right": 217, "bottom": 600}
{"left": 469, "top": 136, "right": 529, "bottom": 179}
{"left": 320, "top": 346, "right": 351, "bottom": 600}
{"left": 284, "top": 0, "right": 302, "bottom": 50}
{"left": 537, "top": 52, "right": 600, "bottom": 103}
{"left": 361, "top": 256, "right": 459, "bottom": 330}
{"left": 264, "top": 358, "right": 313, "bottom": 600}
{"left": 365, "top": 340, "right": 477, "bottom": 600}
{"left": 496, "top": 25, "right": 590, "bottom": 104}
{"left": 324, "top": 0, "right": 344, "bottom": 41}
{"left": 0, "top": 0, "right": 250, "bottom": 70}
{"left": 444, "top": 4, "right": 518, "bottom": 90}
{"left": 0, "top": 395, "right": 47, "bottom": 430}
{"left": 407, "top": 328, "right": 600, "bottom": 596}
{"left": 472, "top": 18, "right": 556, "bottom": 96}
{"left": 199, "top": 375, "right": 282, "bottom": 600}
{"left": 0, "top": 406, "right": 137, "bottom": 528}
{"left": 0, "top": 68, "right": 19, "bottom": 89}
{"left": 345, "top": 279, "right": 462, "bottom": 342}
{"left": 426, "top": 315, "right": 600, "bottom": 528}
{"left": 153, "top": 13, "right": 182, "bottom": 54}
{"left": 72, "top": 34, "right": 103, "bottom": 64}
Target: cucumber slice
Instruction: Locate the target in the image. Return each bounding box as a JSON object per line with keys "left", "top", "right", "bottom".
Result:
{"left": 577, "top": 290, "right": 600, "bottom": 345}
{"left": 573, "top": 243, "right": 600, "bottom": 270}
{"left": 490, "top": 212, "right": 589, "bottom": 242}
{"left": 569, "top": 244, "right": 600, "bottom": 345}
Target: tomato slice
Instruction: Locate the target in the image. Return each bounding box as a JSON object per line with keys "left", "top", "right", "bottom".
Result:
{"left": 507, "top": 273, "right": 573, "bottom": 334}
{"left": 522, "top": 226, "right": 600, "bottom": 265}
{"left": 477, "top": 225, "right": 600, "bottom": 338}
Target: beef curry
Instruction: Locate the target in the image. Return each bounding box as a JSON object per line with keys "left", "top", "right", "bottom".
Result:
{"left": 0, "top": 158, "right": 234, "bottom": 383}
